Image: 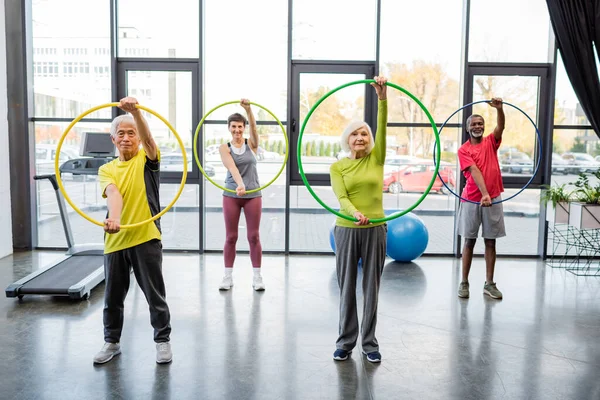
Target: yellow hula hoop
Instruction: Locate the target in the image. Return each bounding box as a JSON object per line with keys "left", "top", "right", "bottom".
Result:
{"left": 53, "top": 103, "right": 188, "bottom": 229}
{"left": 192, "top": 100, "right": 288, "bottom": 193}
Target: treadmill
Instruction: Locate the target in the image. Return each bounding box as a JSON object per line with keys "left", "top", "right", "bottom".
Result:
{"left": 5, "top": 132, "right": 116, "bottom": 300}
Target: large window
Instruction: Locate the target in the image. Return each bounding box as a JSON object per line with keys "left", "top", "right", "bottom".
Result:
{"left": 24, "top": 0, "right": 587, "bottom": 257}
{"left": 204, "top": 0, "right": 288, "bottom": 120}
{"left": 117, "top": 0, "right": 199, "bottom": 58}
{"left": 32, "top": 0, "right": 111, "bottom": 118}
{"left": 380, "top": 0, "right": 463, "bottom": 117}
{"left": 469, "top": 0, "right": 552, "bottom": 63}
{"left": 554, "top": 55, "right": 591, "bottom": 126}
{"left": 35, "top": 122, "right": 110, "bottom": 248}
{"left": 292, "top": 0, "right": 377, "bottom": 61}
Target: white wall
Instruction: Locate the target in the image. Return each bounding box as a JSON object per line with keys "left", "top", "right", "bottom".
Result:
{"left": 0, "top": 0, "right": 13, "bottom": 258}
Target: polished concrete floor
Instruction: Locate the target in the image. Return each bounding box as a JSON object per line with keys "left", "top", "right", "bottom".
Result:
{"left": 1, "top": 252, "right": 599, "bottom": 400}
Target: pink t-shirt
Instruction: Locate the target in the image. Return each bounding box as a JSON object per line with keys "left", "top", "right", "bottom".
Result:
{"left": 457, "top": 134, "right": 504, "bottom": 202}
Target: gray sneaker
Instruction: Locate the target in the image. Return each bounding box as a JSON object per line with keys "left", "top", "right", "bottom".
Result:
{"left": 93, "top": 342, "right": 121, "bottom": 364}
{"left": 156, "top": 342, "right": 173, "bottom": 364}
{"left": 458, "top": 281, "right": 470, "bottom": 298}
{"left": 484, "top": 282, "right": 503, "bottom": 299}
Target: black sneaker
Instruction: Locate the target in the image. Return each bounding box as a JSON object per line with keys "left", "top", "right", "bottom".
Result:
{"left": 363, "top": 351, "right": 382, "bottom": 363}
{"left": 333, "top": 349, "right": 351, "bottom": 361}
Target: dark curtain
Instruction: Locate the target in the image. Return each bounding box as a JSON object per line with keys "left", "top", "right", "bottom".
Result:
{"left": 546, "top": 0, "right": 600, "bottom": 138}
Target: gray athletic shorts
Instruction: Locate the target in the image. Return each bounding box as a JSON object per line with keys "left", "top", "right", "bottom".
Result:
{"left": 457, "top": 196, "right": 506, "bottom": 239}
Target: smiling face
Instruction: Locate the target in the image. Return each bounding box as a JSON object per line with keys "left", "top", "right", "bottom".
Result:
{"left": 348, "top": 126, "right": 371, "bottom": 153}
{"left": 467, "top": 115, "right": 485, "bottom": 138}
{"left": 112, "top": 120, "right": 140, "bottom": 158}
{"left": 228, "top": 121, "right": 246, "bottom": 141}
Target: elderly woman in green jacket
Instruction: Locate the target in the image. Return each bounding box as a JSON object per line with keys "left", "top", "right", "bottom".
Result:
{"left": 330, "top": 76, "right": 388, "bottom": 363}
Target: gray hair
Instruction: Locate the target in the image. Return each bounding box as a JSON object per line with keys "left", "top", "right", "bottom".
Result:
{"left": 466, "top": 114, "right": 484, "bottom": 132}
{"left": 340, "top": 121, "right": 374, "bottom": 154}
{"left": 109, "top": 115, "right": 136, "bottom": 137}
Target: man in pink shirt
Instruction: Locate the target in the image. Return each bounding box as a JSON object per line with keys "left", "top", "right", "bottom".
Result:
{"left": 456, "top": 98, "right": 505, "bottom": 300}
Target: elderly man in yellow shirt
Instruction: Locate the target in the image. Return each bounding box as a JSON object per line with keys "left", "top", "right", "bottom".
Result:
{"left": 93, "top": 97, "right": 172, "bottom": 365}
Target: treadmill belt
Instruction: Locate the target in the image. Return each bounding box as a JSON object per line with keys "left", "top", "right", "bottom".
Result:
{"left": 19, "top": 255, "right": 105, "bottom": 294}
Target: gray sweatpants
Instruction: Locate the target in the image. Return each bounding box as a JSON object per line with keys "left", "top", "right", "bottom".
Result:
{"left": 103, "top": 239, "right": 171, "bottom": 343}
{"left": 334, "top": 224, "right": 387, "bottom": 353}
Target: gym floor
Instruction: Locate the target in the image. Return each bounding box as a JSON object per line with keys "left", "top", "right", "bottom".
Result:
{"left": 1, "top": 251, "right": 599, "bottom": 400}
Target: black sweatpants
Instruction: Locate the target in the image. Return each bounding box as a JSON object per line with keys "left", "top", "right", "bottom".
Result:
{"left": 103, "top": 239, "right": 171, "bottom": 343}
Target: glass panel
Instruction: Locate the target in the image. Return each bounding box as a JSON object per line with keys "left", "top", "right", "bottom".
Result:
{"left": 204, "top": 0, "right": 288, "bottom": 120}
{"left": 552, "top": 129, "right": 600, "bottom": 166}
{"left": 158, "top": 184, "right": 199, "bottom": 250}
{"left": 289, "top": 185, "right": 336, "bottom": 252}
{"left": 472, "top": 188, "right": 541, "bottom": 256}
{"left": 32, "top": 0, "right": 111, "bottom": 118}
{"left": 298, "top": 73, "right": 366, "bottom": 173}
{"left": 380, "top": 0, "right": 462, "bottom": 121}
{"left": 469, "top": 0, "right": 552, "bottom": 63}
{"left": 203, "top": 124, "right": 286, "bottom": 251}
{"left": 37, "top": 180, "right": 199, "bottom": 250}
{"left": 292, "top": 0, "right": 376, "bottom": 60}
{"left": 117, "top": 0, "right": 199, "bottom": 58}
{"left": 126, "top": 70, "right": 193, "bottom": 171}
{"left": 35, "top": 122, "right": 111, "bottom": 247}
{"left": 472, "top": 75, "right": 540, "bottom": 178}
{"left": 554, "top": 55, "right": 591, "bottom": 126}
{"left": 290, "top": 127, "right": 460, "bottom": 253}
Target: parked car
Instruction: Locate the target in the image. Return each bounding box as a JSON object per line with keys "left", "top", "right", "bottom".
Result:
{"left": 561, "top": 152, "right": 600, "bottom": 173}
{"left": 551, "top": 153, "right": 569, "bottom": 175}
{"left": 383, "top": 155, "right": 423, "bottom": 175}
{"left": 383, "top": 161, "right": 456, "bottom": 194}
{"left": 35, "top": 144, "right": 81, "bottom": 177}
{"left": 500, "top": 151, "right": 534, "bottom": 174}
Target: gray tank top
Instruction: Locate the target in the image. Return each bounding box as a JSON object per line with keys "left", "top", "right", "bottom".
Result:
{"left": 223, "top": 139, "right": 262, "bottom": 198}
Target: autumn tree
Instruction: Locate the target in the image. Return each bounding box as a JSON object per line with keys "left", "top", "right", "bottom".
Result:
{"left": 299, "top": 86, "right": 355, "bottom": 136}
{"left": 383, "top": 60, "right": 459, "bottom": 157}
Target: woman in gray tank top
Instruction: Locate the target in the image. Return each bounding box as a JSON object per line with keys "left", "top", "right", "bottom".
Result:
{"left": 217, "top": 99, "right": 265, "bottom": 292}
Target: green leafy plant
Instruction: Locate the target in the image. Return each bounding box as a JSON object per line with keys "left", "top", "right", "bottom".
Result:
{"left": 573, "top": 171, "right": 600, "bottom": 205}
{"left": 541, "top": 183, "right": 573, "bottom": 207}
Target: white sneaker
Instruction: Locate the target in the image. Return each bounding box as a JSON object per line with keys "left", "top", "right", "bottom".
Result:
{"left": 93, "top": 342, "right": 121, "bottom": 364}
{"left": 219, "top": 275, "right": 233, "bottom": 290}
{"left": 156, "top": 342, "right": 173, "bottom": 364}
{"left": 252, "top": 276, "right": 265, "bottom": 291}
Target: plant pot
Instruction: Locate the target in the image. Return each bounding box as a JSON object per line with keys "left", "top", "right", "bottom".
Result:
{"left": 567, "top": 202, "right": 600, "bottom": 230}
{"left": 546, "top": 201, "right": 570, "bottom": 224}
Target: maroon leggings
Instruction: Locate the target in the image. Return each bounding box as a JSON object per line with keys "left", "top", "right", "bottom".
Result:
{"left": 223, "top": 196, "right": 262, "bottom": 268}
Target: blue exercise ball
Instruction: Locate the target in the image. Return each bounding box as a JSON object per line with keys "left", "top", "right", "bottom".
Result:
{"left": 329, "top": 222, "right": 362, "bottom": 267}
{"left": 386, "top": 213, "right": 429, "bottom": 262}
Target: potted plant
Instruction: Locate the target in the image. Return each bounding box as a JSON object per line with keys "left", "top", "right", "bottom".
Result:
{"left": 568, "top": 171, "right": 600, "bottom": 230}
{"left": 541, "top": 183, "right": 572, "bottom": 224}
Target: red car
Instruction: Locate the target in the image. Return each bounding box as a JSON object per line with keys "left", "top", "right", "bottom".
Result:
{"left": 383, "top": 162, "right": 456, "bottom": 194}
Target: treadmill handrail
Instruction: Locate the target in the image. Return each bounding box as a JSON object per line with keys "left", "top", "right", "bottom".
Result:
{"left": 34, "top": 173, "right": 74, "bottom": 248}
{"left": 34, "top": 174, "right": 59, "bottom": 190}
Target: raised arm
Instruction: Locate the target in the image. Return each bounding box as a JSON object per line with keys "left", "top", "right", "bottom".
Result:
{"left": 119, "top": 97, "right": 158, "bottom": 161}
{"left": 241, "top": 99, "right": 258, "bottom": 152}
{"left": 490, "top": 97, "right": 505, "bottom": 142}
{"left": 219, "top": 144, "right": 246, "bottom": 196}
{"left": 371, "top": 76, "right": 388, "bottom": 165}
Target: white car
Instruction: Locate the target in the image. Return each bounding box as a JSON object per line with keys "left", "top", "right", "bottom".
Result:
{"left": 35, "top": 144, "right": 80, "bottom": 176}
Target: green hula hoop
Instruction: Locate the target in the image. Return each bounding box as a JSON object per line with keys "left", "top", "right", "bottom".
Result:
{"left": 193, "top": 100, "right": 288, "bottom": 193}
{"left": 297, "top": 79, "right": 441, "bottom": 223}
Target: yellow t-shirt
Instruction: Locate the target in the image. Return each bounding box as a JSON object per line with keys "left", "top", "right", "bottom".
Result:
{"left": 99, "top": 148, "right": 162, "bottom": 254}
